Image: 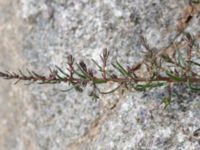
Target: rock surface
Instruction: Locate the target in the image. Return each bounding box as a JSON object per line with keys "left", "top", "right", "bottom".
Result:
{"left": 0, "top": 0, "right": 200, "bottom": 149}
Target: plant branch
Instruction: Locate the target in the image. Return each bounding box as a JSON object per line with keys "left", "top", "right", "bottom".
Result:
{"left": 0, "top": 33, "right": 200, "bottom": 106}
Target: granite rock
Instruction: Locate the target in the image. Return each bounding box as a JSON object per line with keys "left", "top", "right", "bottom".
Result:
{"left": 0, "top": 0, "right": 200, "bottom": 150}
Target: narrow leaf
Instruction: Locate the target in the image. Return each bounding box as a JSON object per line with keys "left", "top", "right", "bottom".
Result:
{"left": 133, "top": 82, "right": 165, "bottom": 91}
{"left": 60, "top": 86, "right": 75, "bottom": 92}
{"left": 76, "top": 63, "right": 90, "bottom": 79}
{"left": 165, "top": 70, "right": 183, "bottom": 82}
{"left": 162, "top": 97, "right": 171, "bottom": 109}
{"left": 116, "top": 61, "right": 129, "bottom": 76}
{"left": 55, "top": 66, "right": 69, "bottom": 77}
{"left": 112, "top": 61, "right": 129, "bottom": 77}
{"left": 190, "top": 60, "right": 200, "bottom": 67}
{"left": 93, "top": 78, "right": 107, "bottom": 84}
{"left": 31, "top": 71, "right": 44, "bottom": 78}
{"left": 187, "top": 79, "right": 200, "bottom": 92}
{"left": 175, "top": 48, "right": 185, "bottom": 67}
{"left": 91, "top": 59, "right": 102, "bottom": 71}
{"left": 55, "top": 73, "right": 66, "bottom": 80}
{"left": 98, "top": 84, "right": 121, "bottom": 94}
{"left": 74, "top": 70, "right": 86, "bottom": 79}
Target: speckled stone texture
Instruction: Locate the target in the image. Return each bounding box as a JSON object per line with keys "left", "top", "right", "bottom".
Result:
{"left": 0, "top": 0, "right": 200, "bottom": 150}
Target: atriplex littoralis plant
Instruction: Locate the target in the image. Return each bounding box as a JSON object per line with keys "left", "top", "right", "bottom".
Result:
{"left": 0, "top": 33, "right": 200, "bottom": 107}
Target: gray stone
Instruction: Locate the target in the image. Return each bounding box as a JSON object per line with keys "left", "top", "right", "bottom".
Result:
{"left": 0, "top": 0, "right": 200, "bottom": 149}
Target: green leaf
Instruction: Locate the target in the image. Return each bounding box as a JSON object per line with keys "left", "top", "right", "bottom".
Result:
{"left": 162, "top": 97, "right": 171, "bottom": 109}
{"left": 32, "top": 71, "right": 44, "bottom": 78}
{"left": 55, "top": 73, "right": 66, "bottom": 80}
{"left": 18, "top": 70, "right": 26, "bottom": 78}
{"left": 116, "top": 61, "right": 130, "bottom": 76}
{"left": 26, "top": 69, "right": 33, "bottom": 76}
{"left": 133, "top": 82, "right": 165, "bottom": 91}
{"left": 175, "top": 48, "right": 185, "bottom": 67}
{"left": 74, "top": 62, "right": 90, "bottom": 79}
{"left": 92, "top": 59, "right": 102, "bottom": 71}
{"left": 98, "top": 84, "right": 121, "bottom": 94}
{"left": 165, "top": 70, "right": 183, "bottom": 82}
{"left": 26, "top": 69, "right": 44, "bottom": 79}
{"left": 189, "top": 60, "right": 200, "bottom": 67}
{"left": 74, "top": 70, "right": 86, "bottom": 79}
{"left": 133, "top": 84, "right": 146, "bottom": 91}
{"left": 112, "top": 61, "right": 129, "bottom": 77}
{"left": 149, "top": 82, "right": 165, "bottom": 88}
{"left": 76, "top": 63, "right": 90, "bottom": 79}
{"left": 187, "top": 79, "right": 200, "bottom": 92}
{"left": 55, "top": 66, "right": 69, "bottom": 77}
{"left": 93, "top": 78, "right": 107, "bottom": 84}
{"left": 60, "top": 86, "right": 75, "bottom": 92}
{"left": 91, "top": 59, "right": 111, "bottom": 77}
{"left": 38, "top": 80, "right": 59, "bottom": 84}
